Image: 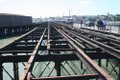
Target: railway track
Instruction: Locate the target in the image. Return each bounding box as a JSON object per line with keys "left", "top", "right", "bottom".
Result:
{"left": 53, "top": 23, "right": 120, "bottom": 80}
{"left": 0, "top": 22, "right": 120, "bottom": 80}
{"left": 60, "top": 26, "right": 120, "bottom": 60}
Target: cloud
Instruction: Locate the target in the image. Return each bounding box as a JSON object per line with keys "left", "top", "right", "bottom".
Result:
{"left": 0, "top": 0, "right": 3, "bottom": 1}
{"left": 80, "top": 0, "right": 92, "bottom": 5}
{"left": 0, "top": 0, "right": 6, "bottom": 3}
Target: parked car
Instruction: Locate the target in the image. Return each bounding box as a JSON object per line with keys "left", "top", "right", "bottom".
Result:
{"left": 85, "top": 21, "right": 95, "bottom": 27}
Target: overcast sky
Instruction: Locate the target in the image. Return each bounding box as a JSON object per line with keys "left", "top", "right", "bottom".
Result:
{"left": 0, "top": 0, "right": 120, "bottom": 18}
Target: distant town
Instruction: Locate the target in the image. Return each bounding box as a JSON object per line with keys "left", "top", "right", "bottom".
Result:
{"left": 33, "top": 13, "right": 120, "bottom": 24}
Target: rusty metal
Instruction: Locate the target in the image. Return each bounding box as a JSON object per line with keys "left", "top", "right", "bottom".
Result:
{"left": 118, "top": 60, "right": 120, "bottom": 80}
{"left": 55, "top": 61, "right": 61, "bottom": 76}
{"left": 64, "top": 27, "right": 120, "bottom": 60}
{"left": 31, "top": 74, "right": 98, "bottom": 80}
{"left": 47, "top": 22, "right": 51, "bottom": 55}
{"left": 81, "top": 28, "right": 120, "bottom": 37}
{"left": 1, "top": 52, "right": 115, "bottom": 63}
{"left": 13, "top": 53, "right": 19, "bottom": 80}
{"left": 0, "top": 56, "right": 3, "bottom": 80}
{"left": 20, "top": 28, "right": 46, "bottom": 80}
{"left": 54, "top": 26, "right": 112, "bottom": 80}
{"left": 1, "top": 22, "right": 120, "bottom": 80}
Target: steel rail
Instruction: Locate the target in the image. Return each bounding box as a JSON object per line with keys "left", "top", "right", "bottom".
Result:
{"left": 59, "top": 25, "right": 120, "bottom": 59}
{"left": 81, "top": 28, "right": 120, "bottom": 37}
{"left": 20, "top": 28, "right": 46, "bottom": 80}
{"left": 79, "top": 29, "right": 120, "bottom": 47}
{"left": 32, "top": 74, "right": 98, "bottom": 80}
{"left": 66, "top": 28, "right": 120, "bottom": 60}
{"left": 54, "top": 26, "right": 112, "bottom": 80}
{"left": 66, "top": 29, "right": 99, "bottom": 48}
{"left": 47, "top": 22, "right": 51, "bottom": 53}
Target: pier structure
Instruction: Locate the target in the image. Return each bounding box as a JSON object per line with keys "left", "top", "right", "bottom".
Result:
{"left": 0, "top": 22, "right": 120, "bottom": 80}
{"left": 0, "top": 13, "right": 33, "bottom": 37}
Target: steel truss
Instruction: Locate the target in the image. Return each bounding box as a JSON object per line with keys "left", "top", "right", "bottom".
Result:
{"left": 0, "top": 22, "right": 120, "bottom": 80}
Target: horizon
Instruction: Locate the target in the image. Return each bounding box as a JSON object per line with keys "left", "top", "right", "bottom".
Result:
{"left": 0, "top": 0, "right": 120, "bottom": 18}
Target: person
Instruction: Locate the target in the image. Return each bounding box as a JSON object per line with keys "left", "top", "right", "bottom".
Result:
{"left": 102, "top": 20, "right": 106, "bottom": 30}
{"left": 80, "top": 20, "right": 83, "bottom": 28}
{"left": 97, "top": 19, "right": 106, "bottom": 31}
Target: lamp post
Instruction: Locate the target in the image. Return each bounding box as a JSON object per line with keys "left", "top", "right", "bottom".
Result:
{"left": 69, "top": 10, "right": 71, "bottom": 18}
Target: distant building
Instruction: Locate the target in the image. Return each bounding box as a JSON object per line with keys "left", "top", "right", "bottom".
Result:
{"left": 0, "top": 13, "right": 32, "bottom": 27}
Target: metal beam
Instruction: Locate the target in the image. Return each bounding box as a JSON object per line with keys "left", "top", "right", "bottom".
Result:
{"left": 0, "top": 50, "right": 33, "bottom": 54}
{"left": 0, "top": 56, "right": 3, "bottom": 80}
{"left": 66, "top": 27, "right": 120, "bottom": 60}
{"left": 81, "top": 28, "right": 120, "bottom": 37}
{"left": 31, "top": 74, "right": 99, "bottom": 80}
{"left": 55, "top": 26, "right": 112, "bottom": 80}
{"left": 20, "top": 28, "right": 46, "bottom": 80}
{"left": 1, "top": 53, "right": 115, "bottom": 63}
{"left": 1, "top": 54, "right": 79, "bottom": 62}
